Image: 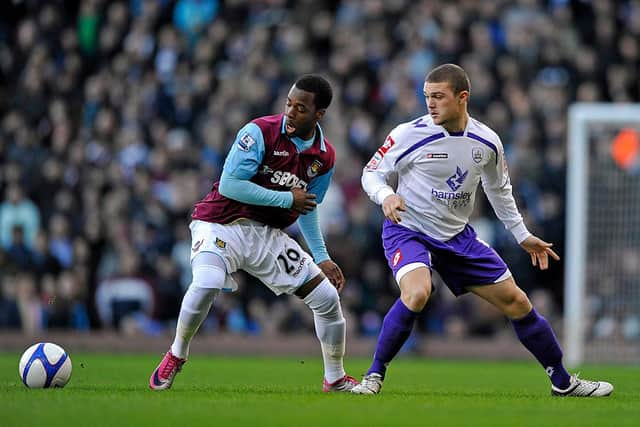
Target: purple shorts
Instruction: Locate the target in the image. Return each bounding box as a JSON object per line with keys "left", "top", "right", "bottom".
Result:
{"left": 382, "top": 220, "right": 510, "bottom": 296}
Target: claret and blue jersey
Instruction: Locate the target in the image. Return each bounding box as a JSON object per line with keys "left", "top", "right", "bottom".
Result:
{"left": 192, "top": 113, "right": 335, "bottom": 262}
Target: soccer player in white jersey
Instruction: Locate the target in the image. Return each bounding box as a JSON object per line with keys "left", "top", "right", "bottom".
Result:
{"left": 351, "top": 64, "right": 613, "bottom": 397}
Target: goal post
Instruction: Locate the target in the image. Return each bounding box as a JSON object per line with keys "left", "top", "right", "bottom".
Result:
{"left": 565, "top": 103, "right": 640, "bottom": 367}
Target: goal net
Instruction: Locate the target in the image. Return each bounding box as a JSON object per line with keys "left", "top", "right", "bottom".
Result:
{"left": 565, "top": 103, "right": 640, "bottom": 366}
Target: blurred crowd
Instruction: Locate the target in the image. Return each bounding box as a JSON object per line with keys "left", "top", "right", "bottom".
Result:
{"left": 1, "top": 0, "right": 639, "bottom": 341}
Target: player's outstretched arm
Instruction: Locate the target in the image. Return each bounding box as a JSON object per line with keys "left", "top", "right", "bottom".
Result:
{"left": 318, "top": 259, "right": 345, "bottom": 292}
{"left": 519, "top": 235, "right": 561, "bottom": 270}
{"left": 290, "top": 187, "right": 317, "bottom": 214}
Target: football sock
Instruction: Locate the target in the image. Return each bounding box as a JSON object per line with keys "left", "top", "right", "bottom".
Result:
{"left": 511, "top": 307, "right": 571, "bottom": 389}
{"left": 303, "top": 279, "right": 346, "bottom": 383}
{"left": 171, "top": 259, "right": 225, "bottom": 359}
{"left": 171, "top": 284, "right": 220, "bottom": 359}
{"left": 368, "top": 298, "right": 418, "bottom": 379}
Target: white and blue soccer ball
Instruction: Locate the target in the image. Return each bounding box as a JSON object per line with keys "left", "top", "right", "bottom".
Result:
{"left": 19, "top": 343, "right": 72, "bottom": 388}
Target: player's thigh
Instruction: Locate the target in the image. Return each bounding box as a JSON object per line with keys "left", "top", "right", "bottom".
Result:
{"left": 434, "top": 233, "right": 511, "bottom": 296}
{"left": 382, "top": 222, "right": 433, "bottom": 286}
{"left": 467, "top": 276, "right": 532, "bottom": 318}
{"left": 189, "top": 220, "right": 243, "bottom": 270}
{"left": 244, "top": 228, "right": 320, "bottom": 296}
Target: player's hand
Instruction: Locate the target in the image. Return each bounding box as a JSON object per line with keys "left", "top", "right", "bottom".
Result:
{"left": 382, "top": 194, "right": 406, "bottom": 224}
{"left": 318, "top": 259, "right": 345, "bottom": 292}
{"left": 291, "top": 188, "right": 317, "bottom": 214}
{"left": 520, "top": 235, "right": 560, "bottom": 270}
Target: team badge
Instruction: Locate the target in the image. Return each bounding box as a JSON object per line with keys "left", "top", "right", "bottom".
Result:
{"left": 472, "top": 148, "right": 483, "bottom": 163}
{"left": 215, "top": 238, "right": 227, "bottom": 249}
{"left": 307, "top": 159, "right": 323, "bottom": 177}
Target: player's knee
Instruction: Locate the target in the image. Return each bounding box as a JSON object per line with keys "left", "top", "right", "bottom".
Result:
{"left": 191, "top": 264, "right": 226, "bottom": 290}
{"left": 505, "top": 289, "right": 532, "bottom": 318}
{"left": 303, "top": 279, "right": 343, "bottom": 320}
{"left": 402, "top": 285, "right": 431, "bottom": 311}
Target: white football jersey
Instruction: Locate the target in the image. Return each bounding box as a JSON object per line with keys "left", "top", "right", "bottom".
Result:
{"left": 361, "top": 114, "right": 531, "bottom": 243}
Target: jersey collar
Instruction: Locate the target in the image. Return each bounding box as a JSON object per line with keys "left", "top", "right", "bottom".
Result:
{"left": 281, "top": 115, "right": 327, "bottom": 151}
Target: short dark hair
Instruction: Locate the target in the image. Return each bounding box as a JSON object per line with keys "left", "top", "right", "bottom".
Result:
{"left": 425, "top": 64, "right": 471, "bottom": 95}
{"left": 294, "top": 74, "right": 333, "bottom": 110}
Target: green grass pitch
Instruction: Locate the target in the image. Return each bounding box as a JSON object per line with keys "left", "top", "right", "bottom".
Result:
{"left": 1, "top": 353, "right": 638, "bottom": 426}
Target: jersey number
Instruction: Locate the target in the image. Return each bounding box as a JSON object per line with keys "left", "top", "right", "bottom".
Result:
{"left": 277, "top": 248, "right": 301, "bottom": 275}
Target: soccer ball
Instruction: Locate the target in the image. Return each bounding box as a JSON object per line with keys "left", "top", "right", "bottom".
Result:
{"left": 19, "top": 342, "right": 72, "bottom": 388}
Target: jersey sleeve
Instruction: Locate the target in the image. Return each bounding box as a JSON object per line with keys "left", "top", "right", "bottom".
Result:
{"left": 295, "top": 166, "right": 335, "bottom": 263}
{"left": 219, "top": 122, "right": 293, "bottom": 208}
{"left": 223, "top": 123, "right": 265, "bottom": 179}
{"left": 480, "top": 136, "right": 531, "bottom": 243}
{"left": 361, "top": 125, "right": 409, "bottom": 205}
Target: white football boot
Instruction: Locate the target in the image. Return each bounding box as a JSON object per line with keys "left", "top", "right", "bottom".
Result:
{"left": 350, "top": 373, "right": 383, "bottom": 395}
{"left": 551, "top": 374, "right": 613, "bottom": 397}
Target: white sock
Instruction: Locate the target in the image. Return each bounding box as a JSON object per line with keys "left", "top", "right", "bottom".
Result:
{"left": 171, "top": 254, "right": 226, "bottom": 359}
{"left": 303, "top": 279, "right": 346, "bottom": 383}
{"left": 171, "top": 285, "right": 220, "bottom": 359}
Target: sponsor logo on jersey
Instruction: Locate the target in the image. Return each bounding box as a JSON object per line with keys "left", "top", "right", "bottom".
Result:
{"left": 238, "top": 133, "right": 256, "bottom": 151}
{"left": 472, "top": 148, "right": 483, "bottom": 163}
{"left": 446, "top": 166, "right": 469, "bottom": 191}
{"left": 392, "top": 249, "right": 403, "bottom": 267}
{"left": 431, "top": 188, "right": 472, "bottom": 210}
{"left": 215, "top": 238, "right": 226, "bottom": 249}
{"left": 192, "top": 239, "right": 204, "bottom": 252}
{"left": 427, "top": 153, "right": 448, "bottom": 159}
{"left": 273, "top": 150, "right": 289, "bottom": 157}
{"left": 259, "top": 165, "right": 275, "bottom": 175}
{"left": 270, "top": 170, "right": 309, "bottom": 190}
{"left": 307, "top": 159, "right": 323, "bottom": 177}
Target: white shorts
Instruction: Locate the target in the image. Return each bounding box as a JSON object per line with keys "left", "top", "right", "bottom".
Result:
{"left": 189, "top": 219, "right": 321, "bottom": 295}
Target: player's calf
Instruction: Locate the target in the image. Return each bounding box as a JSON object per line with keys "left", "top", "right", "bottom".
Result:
{"left": 149, "top": 350, "right": 186, "bottom": 390}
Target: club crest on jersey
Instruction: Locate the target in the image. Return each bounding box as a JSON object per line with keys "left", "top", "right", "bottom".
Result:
{"left": 472, "top": 148, "right": 483, "bottom": 163}
{"left": 237, "top": 133, "right": 256, "bottom": 152}
{"left": 307, "top": 159, "right": 323, "bottom": 177}
{"left": 446, "top": 166, "right": 468, "bottom": 191}
{"left": 215, "top": 238, "right": 226, "bottom": 249}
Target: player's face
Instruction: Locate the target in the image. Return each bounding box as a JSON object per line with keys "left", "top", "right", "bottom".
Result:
{"left": 285, "top": 86, "right": 325, "bottom": 139}
{"left": 423, "top": 81, "right": 467, "bottom": 127}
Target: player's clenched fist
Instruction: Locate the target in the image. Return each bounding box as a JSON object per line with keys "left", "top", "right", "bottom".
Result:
{"left": 291, "top": 187, "right": 317, "bottom": 214}
{"left": 382, "top": 194, "right": 406, "bottom": 224}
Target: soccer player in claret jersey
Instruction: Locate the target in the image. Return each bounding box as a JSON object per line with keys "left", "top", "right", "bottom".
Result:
{"left": 149, "top": 75, "right": 358, "bottom": 392}
{"left": 351, "top": 64, "right": 613, "bottom": 397}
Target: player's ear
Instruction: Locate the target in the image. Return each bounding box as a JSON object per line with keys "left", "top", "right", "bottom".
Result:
{"left": 315, "top": 108, "right": 326, "bottom": 120}
{"left": 459, "top": 91, "right": 469, "bottom": 104}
